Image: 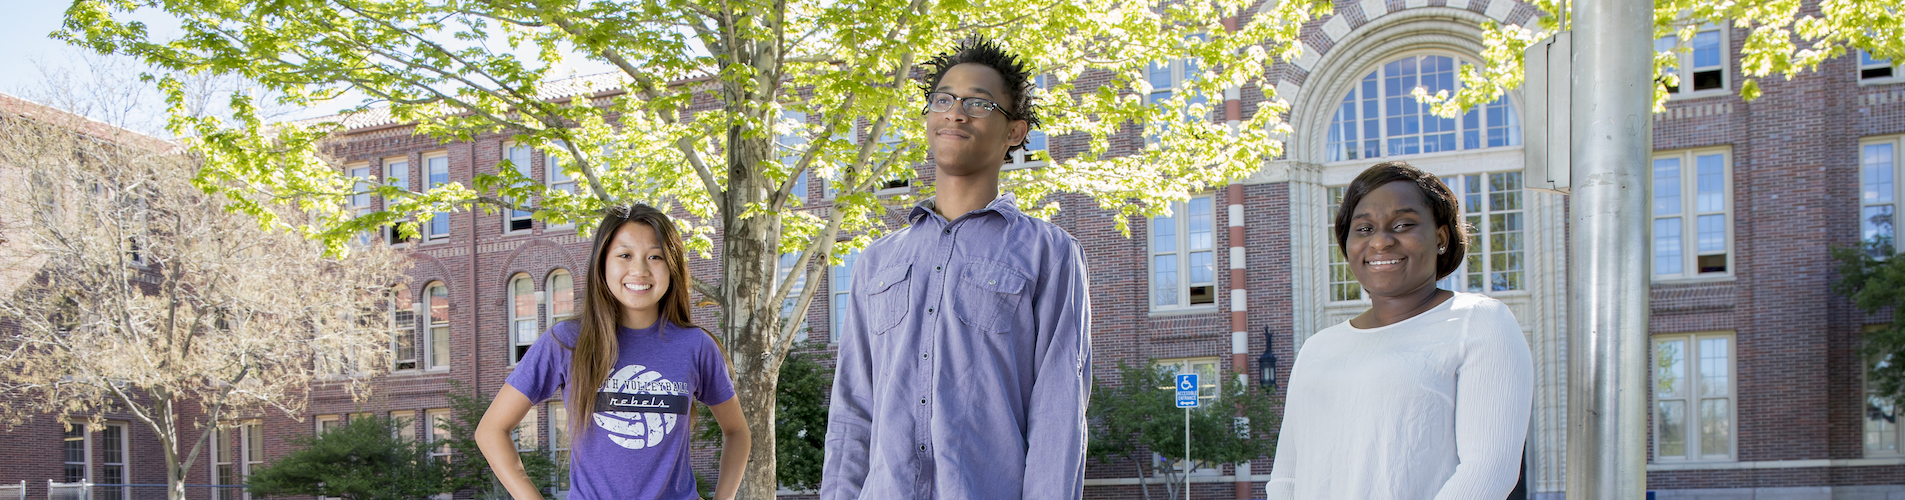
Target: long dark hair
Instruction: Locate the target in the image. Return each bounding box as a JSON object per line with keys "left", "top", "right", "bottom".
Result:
{"left": 565, "top": 203, "right": 711, "bottom": 448}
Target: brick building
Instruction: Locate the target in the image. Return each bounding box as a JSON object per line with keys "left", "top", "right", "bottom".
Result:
{"left": 7, "top": 0, "right": 1905, "bottom": 498}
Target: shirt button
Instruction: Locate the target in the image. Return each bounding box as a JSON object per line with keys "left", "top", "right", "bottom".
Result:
{"left": 927, "top": 307, "right": 935, "bottom": 313}
{"left": 921, "top": 352, "right": 929, "bottom": 359}
{"left": 919, "top": 444, "right": 928, "bottom": 451}
{"left": 920, "top": 398, "right": 928, "bottom": 405}
{"left": 935, "top": 265, "right": 942, "bottom": 271}
{"left": 943, "top": 228, "right": 952, "bottom": 234}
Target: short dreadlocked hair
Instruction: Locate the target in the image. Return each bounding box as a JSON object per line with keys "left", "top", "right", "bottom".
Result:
{"left": 919, "top": 37, "right": 1043, "bottom": 157}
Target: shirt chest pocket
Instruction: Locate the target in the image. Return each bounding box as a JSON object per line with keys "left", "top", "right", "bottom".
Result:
{"left": 865, "top": 263, "right": 912, "bottom": 335}
{"left": 951, "top": 261, "right": 1030, "bottom": 334}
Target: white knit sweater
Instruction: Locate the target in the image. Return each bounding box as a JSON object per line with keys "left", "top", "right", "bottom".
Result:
{"left": 1266, "top": 292, "right": 1533, "bottom": 500}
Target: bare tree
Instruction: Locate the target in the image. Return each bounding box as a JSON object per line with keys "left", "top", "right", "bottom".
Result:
{"left": 0, "top": 97, "right": 410, "bottom": 500}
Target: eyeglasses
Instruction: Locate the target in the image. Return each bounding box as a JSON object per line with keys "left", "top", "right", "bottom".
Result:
{"left": 922, "top": 91, "right": 1017, "bottom": 120}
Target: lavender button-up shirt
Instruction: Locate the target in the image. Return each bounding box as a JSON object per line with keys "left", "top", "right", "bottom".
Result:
{"left": 820, "top": 194, "right": 1092, "bottom": 500}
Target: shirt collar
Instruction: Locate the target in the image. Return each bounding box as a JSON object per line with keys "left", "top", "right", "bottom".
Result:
{"left": 909, "top": 193, "right": 1023, "bottom": 225}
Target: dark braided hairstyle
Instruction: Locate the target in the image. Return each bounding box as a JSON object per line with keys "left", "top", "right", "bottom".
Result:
{"left": 919, "top": 36, "right": 1043, "bottom": 159}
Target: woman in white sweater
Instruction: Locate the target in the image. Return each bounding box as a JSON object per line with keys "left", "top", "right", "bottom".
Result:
{"left": 1266, "top": 161, "right": 1534, "bottom": 500}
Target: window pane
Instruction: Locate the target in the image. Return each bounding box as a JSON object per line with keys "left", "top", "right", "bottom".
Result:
{"left": 1658, "top": 400, "right": 1687, "bottom": 458}
{"left": 1656, "top": 339, "right": 1686, "bottom": 398}
{"left": 1654, "top": 218, "right": 1683, "bottom": 275}
{"left": 1695, "top": 154, "right": 1725, "bottom": 212}
{"left": 387, "top": 161, "right": 409, "bottom": 190}
{"left": 1865, "top": 144, "right": 1895, "bottom": 203}
{"left": 1867, "top": 392, "right": 1899, "bottom": 454}
{"left": 1696, "top": 214, "right": 1726, "bottom": 255}
{"left": 1153, "top": 211, "right": 1177, "bottom": 253}
{"left": 1865, "top": 205, "right": 1895, "bottom": 253}
{"left": 1188, "top": 197, "right": 1212, "bottom": 250}
{"left": 1699, "top": 398, "right": 1731, "bottom": 456}
{"left": 1691, "top": 30, "right": 1722, "bottom": 69}
{"left": 1189, "top": 251, "right": 1213, "bottom": 285}
{"left": 1154, "top": 254, "right": 1179, "bottom": 307}
{"left": 1699, "top": 337, "right": 1729, "bottom": 397}
{"left": 549, "top": 271, "right": 574, "bottom": 318}
{"left": 429, "top": 285, "right": 449, "bottom": 324}
{"left": 1653, "top": 158, "right": 1682, "bottom": 215}
{"left": 512, "top": 277, "right": 535, "bottom": 318}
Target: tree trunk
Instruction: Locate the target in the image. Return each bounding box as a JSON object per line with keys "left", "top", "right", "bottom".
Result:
{"left": 720, "top": 113, "right": 785, "bottom": 499}
{"left": 1133, "top": 454, "right": 1153, "bottom": 500}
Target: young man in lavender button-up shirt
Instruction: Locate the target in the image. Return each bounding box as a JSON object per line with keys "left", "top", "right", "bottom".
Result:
{"left": 819, "top": 37, "right": 1092, "bottom": 500}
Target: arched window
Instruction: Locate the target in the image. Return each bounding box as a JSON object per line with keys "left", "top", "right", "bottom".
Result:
{"left": 547, "top": 269, "right": 575, "bottom": 322}
{"left": 1325, "top": 54, "right": 1521, "bottom": 162}
{"left": 508, "top": 274, "right": 536, "bottom": 364}
{"left": 390, "top": 284, "right": 416, "bottom": 370}
{"left": 425, "top": 282, "right": 450, "bottom": 370}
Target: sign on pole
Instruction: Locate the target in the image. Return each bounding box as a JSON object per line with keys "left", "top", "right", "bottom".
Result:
{"left": 1175, "top": 374, "right": 1199, "bottom": 408}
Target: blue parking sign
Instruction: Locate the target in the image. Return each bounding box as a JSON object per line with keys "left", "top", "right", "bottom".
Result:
{"left": 1175, "top": 373, "right": 1199, "bottom": 408}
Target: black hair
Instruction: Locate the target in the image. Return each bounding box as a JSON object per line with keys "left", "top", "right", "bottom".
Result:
{"left": 1332, "top": 161, "right": 1470, "bottom": 279}
{"left": 919, "top": 36, "right": 1043, "bottom": 158}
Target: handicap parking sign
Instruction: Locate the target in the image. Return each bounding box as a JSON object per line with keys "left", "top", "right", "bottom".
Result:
{"left": 1175, "top": 374, "right": 1199, "bottom": 408}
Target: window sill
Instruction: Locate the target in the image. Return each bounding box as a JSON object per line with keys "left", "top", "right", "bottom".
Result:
{"left": 1646, "top": 457, "right": 1905, "bottom": 471}
{"left": 1320, "top": 145, "right": 1525, "bottom": 170}
{"left": 1665, "top": 88, "right": 1731, "bottom": 101}
{"left": 1858, "top": 75, "right": 1905, "bottom": 87}
{"left": 418, "top": 237, "right": 453, "bottom": 247}
{"left": 1148, "top": 305, "right": 1221, "bottom": 317}
{"left": 390, "top": 369, "right": 423, "bottom": 376}
{"left": 1650, "top": 274, "right": 1737, "bottom": 286}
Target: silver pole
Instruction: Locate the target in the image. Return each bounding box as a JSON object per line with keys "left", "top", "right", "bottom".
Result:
{"left": 1565, "top": 0, "right": 1653, "bottom": 497}
{"left": 1184, "top": 407, "right": 1191, "bottom": 500}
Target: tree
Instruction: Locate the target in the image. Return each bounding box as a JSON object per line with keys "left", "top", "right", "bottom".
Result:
{"left": 246, "top": 416, "right": 451, "bottom": 500}
{"left": 1831, "top": 239, "right": 1905, "bottom": 408}
{"left": 1088, "top": 360, "right": 1281, "bottom": 500}
{"left": 59, "top": 1, "right": 1327, "bottom": 497}
{"left": 696, "top": 350, "right": 831, "bottom": 492}
{"left": 439, "top": 381, "right": 564, "bottom": 500}
{"left": 0, "top": 99, "right": 410, "bottom": 500}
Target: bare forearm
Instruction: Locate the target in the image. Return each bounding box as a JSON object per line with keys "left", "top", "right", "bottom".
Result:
{"left": 476, "top": 426, "right": 544, "bottom": 500}
{"left": 713, "top": 428, "right": 751, "bottom": 500}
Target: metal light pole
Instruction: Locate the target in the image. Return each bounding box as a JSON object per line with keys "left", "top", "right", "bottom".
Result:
{"left": 1565, "top": 0, "right": 1654, "bottom": 497}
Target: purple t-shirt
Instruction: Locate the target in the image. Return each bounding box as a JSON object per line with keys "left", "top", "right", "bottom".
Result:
{"left": 506, "top": 319, "right": 736, "bottom": 500}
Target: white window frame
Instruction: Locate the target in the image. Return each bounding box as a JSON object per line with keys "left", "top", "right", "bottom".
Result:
{"left": 1326, "top": 186, "right": 1363, "bottom": 303}
{"left": 513, "top": 406, "right": 539, "bottom": 452}
{"left": 778, "top": 252, "right": 810, "bottom": 342}
{"left": 1864, "top": 325, "right": 1903, "bottom": 457}
{"left": 1656, "top": 24, "right": 1730, "bottom": 99}
{"left": 550, "top": 401, "right": 571, "bottom": 495}
{"left": 1145, "top": 54, "right": 1207, "bottom": 147}
{"left": 1003, "top": 74, "right": 1050, "bottom": 171}
{"left": 544, "top": 141, "right": 577, "bottom": 230}
{"left": 425, "top": 409, "right": 454, "bottom": 462}
{"left": 1651, "top": 331, "right": 1737, "bottom": 463}
{"left": 211, "top": 425, "right": 233, "bottom": 500}
{"left": 211, "top": 420, "right": 262, "bottom": 500}
{"left": 63, "top": 421, "right": 90, "bottom": 483}
{"left": 391, "top": 284, "right": 419, "bottom": 372}
{"left": 242, "top": 420, "right": 262, "bottom": 500}
{"left": 99, "top": 422, "right": 127, "bottom": 500}
{"left": 1440, "top": 171, "right": 1528, "bottom": 295}
{"left": 1153, "top": 357, "right": 1222, "bottom": 476}
{"left": 508, "top": 274, "right": 538, "bottom": 366}
{"left": 830, "top": 248, "right": 859, "bottom": 344}
{"left": 1650, "top": 148, "right": 1734, "bottom": 281}
{"left": 347, "top": 162, "right": 375, "bottom": 246}
{"left": 423, "top": 152, "right": 451, "bottom": 240}
{"left": 503, "top": 143, "right": 535, "bottom": 234}
{"left": 1149, "top": 194, "right": 1219, "bottom": 312}
{"left": 390, "top": 410, "right": 418, "bottom": 442}
{"left": 547, "top": 269, "right": 575, "bottom": 324}
{"left": 1860, "top": 50, "right": 1902, "bottom": 85}
{"left": 1861, "top": 135, "right": 1904, "bottom": 257}
{"left": 425, "top": 282, "right": 450, "bottom": 371}
{"left": 315, "top": 415, "right": 342, "bottom": 435}
{"left": 1323, "top": 52, "right": 1522, "bottom": 163}
{"left": 384, "top": 156, "right": 415, "bottom": 245}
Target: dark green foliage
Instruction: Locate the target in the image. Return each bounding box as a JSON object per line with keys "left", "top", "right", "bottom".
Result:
{"left": 1088, "top": 360, "right": 1282, "bottom": 499}
{"left": 1831, "top": 238, "right": 1905, "bottom": 407}
{"left": 441, "top": 381, "right": 564, "bottom": 499}
{"left": 697, "top": 351, "right": 831, "bottom": 491}
{"left": 245, "top": 416, "right": 449, "bottom": 500}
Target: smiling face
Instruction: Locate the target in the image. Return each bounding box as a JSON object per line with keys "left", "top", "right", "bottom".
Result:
{"left": 925, "top": 63, "right": 1028, "bottom": 177}
{"left": 1344, "top": 180, "right": 1450, "bottom": 299}
{"left": 602, "top": 221, "right": 670, "bottom": 329}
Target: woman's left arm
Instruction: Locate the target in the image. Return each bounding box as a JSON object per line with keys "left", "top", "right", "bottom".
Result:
{"left": 1432, "top": 304, "right": 1535, "bottom": 500}
{"left": 708, "top": 396, "right": 751, "bottom": 500}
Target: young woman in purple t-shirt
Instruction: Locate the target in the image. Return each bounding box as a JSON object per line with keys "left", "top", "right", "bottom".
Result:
{"left": 476, "top": 204, "right": 750, "bottom": 500}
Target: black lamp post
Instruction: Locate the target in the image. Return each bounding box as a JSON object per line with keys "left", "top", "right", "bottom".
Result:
{"left": 1258, "top": 326, "right": 1278, "bottom": 391}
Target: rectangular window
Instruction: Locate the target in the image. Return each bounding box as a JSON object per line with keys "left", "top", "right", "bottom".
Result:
{"left": 315, "top": 415, "right": 342, "bottom": 435}
{"left": 548, "top": 270, "right": 575, "bottom": 322}
{"left": 213, "top": 426, "right": 235, "bottom": 500}
{"left": 1861, "top": 50, "right": 1896, "bottom": 81}
{"left": 1439, "top": 172, "right": 1526, "bottom": 293}
{"left": 1656, "top": 26, "right": 1727, "bottom": 94}
{"left": 384, "top": 157, "right": 415, "bottom": 245}
{"left": 1652, "top": 149, "right": 1732, "bottom": 279}
{"left": 1151, "top": 195, "right": 1217, "bottom": 310}
{"left": 243, "top": 421, "right": 262, "bottom": 500}
{"left": 425, "top": 153, "right": 451, "bottom": 239}
{"left": 1146, "top": 52, "right": 1208, "bottom": 146}
{"left": 510, "top": 275, "right": 537, "bottom": 365}
{"left": 544, "top": 142, "right": 577, "bottom": 229}
{"left": 1327, "top": 186, "right": 1361, "bottom": 302}
{"left": 390, "top": 411, "right": 418, "bottom": 442}
{"left": 427, "top": 283, "right": 450, "bottom": 370}
{"left": 550, "top": 401, "right": 571, "bottom": 493}
{"left": 514, "top": 406, "right": 539, "bottom": 451}
{"left": 1653, "top": 331, "right": 1735, "bottom": 462}
{"left": 831, "top": 248, "right": 859, "bottom": 343}
{"left": 1154, "top": 357, "right": 1221, "bottom": 475}
{"left": 1863, "top": 137, "right": 1903, "bottom": 257}
{"left": 392, "top": 286, "right": 418, "bottom": 371}
{"left": 425, "top": 409, "right": 454, "bottom": 462}
{"left": 100, "top": 423, "right": 126, "bottom": 500}
{"left": 1005, "top": 74, "right": 1050, "bottom": 170}
{"left": 505, "top": 144, "right": 534, "bottom": 232}
{"left": 779, "top": 252, "right": 810, "bottom": 341}
{"left": 1865, "top": 325, "right": 1902, "bottom": 457}
{"left": 63, "top": 422, "right": 87, "bottom": 483}
{"left": 874, "top": 131, "right": 910, "bottom": 194}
